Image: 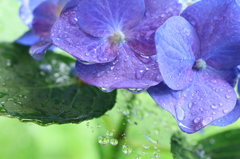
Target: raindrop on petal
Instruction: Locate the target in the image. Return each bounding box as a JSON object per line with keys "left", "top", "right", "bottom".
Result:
{"left": 99, "top": 87, "right": 114, "bottom": 93}
{"left": 126, "top": 88, "right": 146, "bottom": 94}
{"left": 176, "top": 107, "right": 185, "bottom": 121}
{"left": 202, "top": 117, "right": 213, "bottom": 125}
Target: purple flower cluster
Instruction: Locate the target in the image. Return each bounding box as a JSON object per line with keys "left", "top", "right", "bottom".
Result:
{"left": 17, "top": 0, "right": 240, "bottom": 133}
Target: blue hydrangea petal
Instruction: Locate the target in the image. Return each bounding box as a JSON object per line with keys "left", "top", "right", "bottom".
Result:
{"left": 210, "top": 100, "right": 240, "bottom": 126}
{"left": 15, "top": 30, "right": 39, "bottom": 46}
{"left": 76, "top": 0, "right": 145, "bottom": 38}
{"left": 51, "top": 6, "right": 118, "bottom": 63}
{"left": 29, "top": 41, "right": 52, "bottom": 60}
{"left": 148, "top": 73, "right": 237, "bottom": 134}
{"left": 32, "top": 0, "right": 59, "bottom": 40}
{"left": 204, "top": 67, "right": 238, "bottom": 87}
{"left": 127, "top": 0, "right": 182, "bottom": 56}
{"left": 155, "top": 16, "right": 197, "bottom": 90}
{"left": 76, "top": 44, "right": 162, "bottom": 89}
{"left": 19, "top": 0, "right": 45, "bottom": 27}
{"left": 181, "top": 0, "right": 240, "bottom": 69}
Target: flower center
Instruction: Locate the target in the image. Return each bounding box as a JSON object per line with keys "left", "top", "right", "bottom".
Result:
{"left": 193, "top": 59, "right": 207, "bottom": 70}
{"left": 110, "top": 31, "right": 125, "bottom": 44}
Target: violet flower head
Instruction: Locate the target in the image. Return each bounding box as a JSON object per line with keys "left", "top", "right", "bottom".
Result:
{"left": 17, "top": 0, "right": 68, "bottom": 60}
{"left": 148, "top": 0, "right": 240, "bottom": 133}
{"left": 50, "top": 0, "right": 182, "bottom": 90}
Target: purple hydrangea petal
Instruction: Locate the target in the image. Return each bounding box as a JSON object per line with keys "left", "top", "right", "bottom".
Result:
{"left": 210, "top": 100, "right": 240, "bottom": 126}
{"left": 32, "top": 0, "right": 59, "bottom": 39}
{"left": 76, "top": 44, "right": 162, "bottom": 89}
{"left": 19, "top": 0, "right": 45, "bottom": 27}
{"left": 127, "top": 0, "right": 182, "bottom": 56}
{"left": 148, "top": 73, "right": 237, "bottom": 134}
{"left": 237, "top": 0, "right": 240, "bottom": 6}
{"left": 76, "top": 0, "right": 145, "bottom": 38}
{"left": 29, "top": 41, "right": 52, "bottom": 60}
{"left": 51, "top": 4, "right": 118, "bottom": 63}
{"left": 181, "top": 0, "right": 240, "bottom": 69}
{"left": 154, "top": 16, "right": 198, "bottom": 90}
{"left": 204, "top": 67, "right": 238, "bottom": 87}
{"left": 15, "top": 30, "right": 39, "bottom": 46}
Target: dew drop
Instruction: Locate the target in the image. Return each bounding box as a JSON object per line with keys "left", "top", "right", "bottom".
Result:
{"left": 135, "top": 69, "right": 145, "bottom": 79}
{"left": 126, "top": 88, "right": 146, "bottom": 94}
{"left": 211, "top": 105, "right": 218, "bottom": 109}
{"left": 99, "top": 87, "right": 114, "bottom": 93}
{"left": 106, "top": 130, "right": 114, "bottom": 137}
{"left": 122, "top": 145, "right": 132, "bottom": 155}
{"left": 135, "top": 155, "right": 141, "bottom": 159}
{"left": 110, "top": 138, "right": 118, "bottom": 146}
{"left": 98, "top": 136, "right": 109, "bottom": 145}
{"left": 176, "top": 107, "right": 185, "bottom": 121}
{"left": 223, "top": 109, "right": 229, "bottom": 114}
{"left": 188, "top": 103, "right": 192, "bottom": 108}
{"left": 193, "top": 117, "right": 201, "bottom": 123}
{"left": 153, "top": 151, "right": 161, "bottom": 158}
{"left": 142, "top": 144, "right": 150, "bottom": 149}
{"left": 225, "top": 94, "right": 231, "bottom": 99}
{"left": 78, "top": 59, "right": 95, "bottom": 65}
{"left": 202, "top": 117, "right": 213, "bottom": 125}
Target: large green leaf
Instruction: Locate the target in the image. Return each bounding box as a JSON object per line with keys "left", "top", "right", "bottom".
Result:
{"left": 197, "top": 129, "right": 240, "bottom": 159}
{"left": 0, "top": 43, "right": 116, "bottom": 125}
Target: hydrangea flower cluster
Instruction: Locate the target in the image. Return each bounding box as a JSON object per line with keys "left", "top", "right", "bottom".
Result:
{"left": 17, "top": 0, "right": 240, "bottom": 133}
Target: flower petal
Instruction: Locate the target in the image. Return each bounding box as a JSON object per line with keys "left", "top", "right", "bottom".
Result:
{"left": 76, "top": 0, "right": 145, "bottom": 38}
{"left": 51, "top": 5, "right": 118, "bottom": 63}
{"left": 15, "top": 30, "right": 39, "bottom": 46}
{"left": 32, "top": 0, "right": 58, "bottom": 39}
{"left": 154, "top": 16, "right": 197, "bottom": 90}
{"left": 210, "top": 100, "right": 240, "bottom": 126}
{"left": 181, "top": 0, "right": 240, "bottom": 69}
{"left": 76, "top": 44, "right": 162, "bottom": 89}
{"left": 29, "top": 41, "right": 52, "bottom": 60}
{"left": 148, "top": 73, "right": 237, "bottom": 133}
{"left": 19, "top": 0, "right": 45, "bottom": 27}
{"left": 127, "top": 0, "right": 182, "bottom": 56}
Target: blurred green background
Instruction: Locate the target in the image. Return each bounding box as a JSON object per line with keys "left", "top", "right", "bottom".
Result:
{"left": 1, "top": 1, "right": 240, "bottom": 159}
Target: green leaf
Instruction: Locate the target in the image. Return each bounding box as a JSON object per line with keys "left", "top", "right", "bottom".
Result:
{"left": 171, "top": 132, "right": 202, "bottom": 159}
{"left": 197, "top": 129, "right": 240, "bottom": 159}
{"left": 0, "top": 43, "right": 117, "bottom": 125}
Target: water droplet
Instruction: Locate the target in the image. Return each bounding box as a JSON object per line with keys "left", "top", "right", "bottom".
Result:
{"left": 211, "top": 105, "right": 218, "bottom": 109}
{"left": 135, "top": 69, "right": 145, "bottom": 79}
{"left": 99, "top": 87, "right": 114, "bottom": 93}
{"left": 135, "top": 155, "right": 141, "bottom": 159}
{"left": 145, "top": 135, "right": 159, "bottom": 144}
{"left": 110, "top": 138, "right": 118, "bottom": 146}
{"left": 219, "top": 103, "right": 223, "bottom": 106}
{"left": 122, "top": 108, "right": 130, "bottom": 116}
{"left": 225, "top": 94, "right": 231, "bottom": 99}
{"left": 176, "top": 107, "right": 185, "bottom": 121}
{"left": 153, "top": 151, "right": 161, "bottom": 158}
{"left": 106, "top": 130, "right": 114, "bottom": 137}
{"left": 188, "top": 103, "right": 192, "bottom": 108}
{"left": 142, "top": 144, "right": 150, "bottom": 149}
{"left": 126, "top": 88, "right": 146, "bottom": 94}
{"left": 40, "top": 64, "right": 52, "bottom": 73}
{"left": 78, "top": 59, "right": 95, "bottom": 65}
{"left": 193, "top": 117, "right": 201, "bottom": 123}
{"left": 98, "top": 136, "right": 109, "bottom": 145}
{"left": 223, "top": 109, "right": 229, "bottom": 114}
{"left": 122, "top": 145, "right": 132, "bottom": 155}
{"left": 202, "top": 117, "right": 213, "bottom": 125}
